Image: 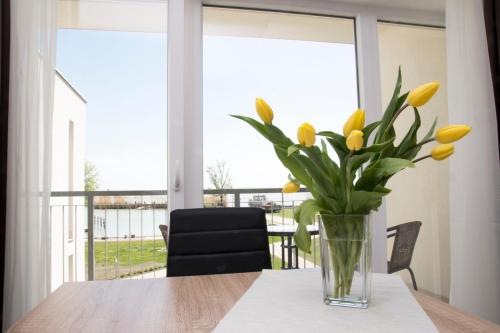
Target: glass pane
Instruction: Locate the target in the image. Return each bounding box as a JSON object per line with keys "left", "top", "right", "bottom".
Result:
{"left": 203, "top": 7, "right": 358, "bottom": 270}
{"left": 378, "top": 22, "right": 449, "bottom": 299}
{"left": 52, "top": 0, "right": 168, "bottom": 284}
{"left": 203, "top": 7, "right": 357, "bottom": 192}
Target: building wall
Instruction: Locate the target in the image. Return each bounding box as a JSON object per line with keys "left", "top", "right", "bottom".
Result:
{"left": 50, "top": 71, "right": 86, "bottom": 290}
{"left": 378, "top": 23, "right": 450, "bottom": 299}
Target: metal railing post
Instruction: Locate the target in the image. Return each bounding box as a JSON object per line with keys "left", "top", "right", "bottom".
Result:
{"left": 87, "top": 194, "right": 95, "bottom": 280}
{"left": 234, "top": 192, "right": 241, "bottom": 207}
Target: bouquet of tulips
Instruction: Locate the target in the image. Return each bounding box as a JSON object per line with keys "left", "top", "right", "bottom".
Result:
{"left": 233, "top": 68, "right": 470, "bottom": 297}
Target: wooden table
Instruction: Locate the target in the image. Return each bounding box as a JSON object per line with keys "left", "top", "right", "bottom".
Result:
{"left": 8, "top": 272, "right": 500, "bottom": 333}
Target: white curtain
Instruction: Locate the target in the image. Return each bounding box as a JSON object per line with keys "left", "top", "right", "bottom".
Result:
{"left": 446, "top": 0, "right": 500, "bottom": 325}
{"left": 2, "top": 0, "right": 57, "bottom": 330}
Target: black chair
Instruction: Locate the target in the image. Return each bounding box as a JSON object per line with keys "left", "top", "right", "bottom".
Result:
{"left": 167, "top": 208, "right": 272, "bottom": 277}
{"left": 387, "top": 221, "right": 422, "bottom": 290}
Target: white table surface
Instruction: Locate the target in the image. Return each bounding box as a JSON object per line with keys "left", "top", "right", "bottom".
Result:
{"left": 214, "top": 269, "right": 438, "bottom": 333}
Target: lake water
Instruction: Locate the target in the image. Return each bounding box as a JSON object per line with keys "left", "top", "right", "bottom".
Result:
{"left": 93, "top": 208, "right": 169, "bottom": 239}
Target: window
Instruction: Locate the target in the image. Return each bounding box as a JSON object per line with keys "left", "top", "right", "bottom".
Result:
{"left": 203, "top": 7, "right": 358, "bottom": 207}
{"left": 53, "top": 0, "right": 168, "bottom": 283}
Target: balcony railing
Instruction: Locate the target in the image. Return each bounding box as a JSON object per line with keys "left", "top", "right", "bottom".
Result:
{"left": 50, "top": 188, "right": 319, "bottom": 282}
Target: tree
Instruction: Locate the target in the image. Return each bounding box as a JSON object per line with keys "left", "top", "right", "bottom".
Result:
{"left": 85, "top": 161, "right": 99, "bottom": 192}
{"left": 206, "top": 160, "right": 232, "bottom": 205}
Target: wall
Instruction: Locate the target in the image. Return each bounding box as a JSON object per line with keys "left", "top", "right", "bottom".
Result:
{"left": 378, "top": 23, "right": 450, "bottom": 299}
{"left": 50, "top": 71, "right": 86, "bottom": 290}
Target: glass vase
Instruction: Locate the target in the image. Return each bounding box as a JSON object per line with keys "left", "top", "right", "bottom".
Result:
{"left": 319, "top": 214, "right": 372, "bottom": 308}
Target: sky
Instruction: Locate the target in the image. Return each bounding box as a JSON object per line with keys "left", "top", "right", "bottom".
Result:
{"left": 56, "top": 29, "right": 358, "bottom": 190}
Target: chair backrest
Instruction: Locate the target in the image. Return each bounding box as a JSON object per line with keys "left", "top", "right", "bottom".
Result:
{"left": 387, "top": 221, "right": 422, "bottom": 273}
{"left": 158, "top": 224, "right": 169, "bottom": 247}
{"left": 167, "top": 208, "right": 272, "bottom": 277}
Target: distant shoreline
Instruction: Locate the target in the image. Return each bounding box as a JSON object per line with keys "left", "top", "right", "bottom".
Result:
{"left": 91, "top": 236, "right": 163, "bottom": 242}
{"left": 94, "top": 204, "right": 167, "bottom": 209}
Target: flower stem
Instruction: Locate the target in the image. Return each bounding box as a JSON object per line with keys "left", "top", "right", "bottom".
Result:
{"left": 383, "top": 103, "right": 409, "bottom": 138}
{"left": 407, "top": 137, "right": 435, "bottom": 151}
{"left": 412, "top": 154, "right": 431, "bottom": 163}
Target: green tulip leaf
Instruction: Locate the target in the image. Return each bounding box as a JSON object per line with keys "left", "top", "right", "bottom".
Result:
{"left": 401, "top": 116, "right": 438, "bottom": 160}
{"left": 355, "top": 157, "right": 415, "bottom": 191}
{"left": 320, "top": 140, "right": 340, "bottom": 187}
{"left": 317, "top": 131, "right": 346, "bottom": 143}
{"left": 359, "top": 137, "right": 396, "bottom": 154}
{"left": 294, "top": 224, "right": 311, "bottom": 255}
{"left": 362, "top": 121, "right": 381, "bottom": 144}
{"left": 422, "top": 117, "right": 438, "bottom": 141}
{"left": 376, "top": 67, "right": 403, "bottom": 142}
{"left": 321, "top": 139, "right": 328, "bottom": 154}
{"left": 347, "top": 190, "right": 386, "bottom": 214}
{"left": 373, "top": 185, "right": 392, "bottom": 194}
{"left": 395, "top": 107, "right": 421, "bottom": 157}
{"left": 230, "top": 115, "right": 268, "bottom": 140}
{"left": 347, "top": 152, "right": 374, "bottom": 176}
{"left": 265, "top": 123, "right": 295, "bottom": 147}
{"left": 295, "top": 154, "right": 335, "bottom": 197}
{"left": 231, "top": 115, "right": 293, "bottom": 148}
{"left": 300, "top": 145, "right": 331, "bottom": 176}
{"left": 318, "top": 131, "right": 348, "bottom": 160}
{"left": 274, "top": 146, "right": 313, "bottom": 191}
{"left": 288, "top": 144, "right": 301, "bottom": 156}
{"left": 293, "top": 199, "right": 320, "bottom": 253}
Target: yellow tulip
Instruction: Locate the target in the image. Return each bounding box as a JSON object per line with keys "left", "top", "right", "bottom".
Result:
{"left": 297, "top": 123, "right": 316, "bottom": 147}
{"left": 282, "top": 181, "right": 300, "bottom": 193}
{"left": 255, "top": 97, "right": 274, "bottom": 124}
{"left": 346, "top": 130, "right": 364, "bottom": 151}
{"left": 407, "top": 81, "right": 440, "bottom": 107}
{"left": 435, "top": 125, "right": 471, "bottom": 144}
{"left": 431, "top": 144, "right": 454, "bottom": 161}
{"left": 343, "top": 108, "right": 366, "bottom": 137}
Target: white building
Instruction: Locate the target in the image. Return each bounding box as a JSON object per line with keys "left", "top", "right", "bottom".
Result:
{"left": 50, "top": 70, "right": 87, "bottom": 291}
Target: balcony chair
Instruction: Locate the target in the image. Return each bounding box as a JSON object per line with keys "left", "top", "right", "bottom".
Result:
{"left": 167, "top": 208, "right": 272, "bottom": 277}
{"left": 159, "top": 224, "right": 169, "bottom": 247}
{"left": 387, "top": 221, "right": 422, "bottom": 290}
{"left": 158, "top": 224, "right": 169, "bottom": 276}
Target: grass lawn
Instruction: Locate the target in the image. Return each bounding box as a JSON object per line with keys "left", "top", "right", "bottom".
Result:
{"left": 87, "top": 239, "right": 167, "bottom": 280}
{"left": 281, "top": 208, "right": 295, "bottom": 219}
{"left": 267, "top": 208, "right": 295, "bottom": 221}
{"left": 268, "top": 235, "right": 282, "bottom": 244}
{"left": 271, "top": 255, "right": 285, "bottom": 270}
{"left": 88, "top": 236, "right": 286, "bottom": 279}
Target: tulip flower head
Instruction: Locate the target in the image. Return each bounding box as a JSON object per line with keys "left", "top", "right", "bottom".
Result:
{"left": 343, "top": 108, "right": 366, "bottom": 137}
{"left": 407, "top": 81, "right": 440, "bottom": 107}
{"left": 435, "top": 125, "right": 471, "bottom": 144}
{"left": 297, "top": 123, "right": 316, "bottom": 147}
{"left": 282, "top": 181, "right": 300, "bottom": 193}
{"left": 346, "top": 130, "right": 364, "bottom": 151}
{"left": 255, "top": 97, "right": 274, "bottom": 124}
{"left": 431, "top": 144, "right": 454, "bottom": 161}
